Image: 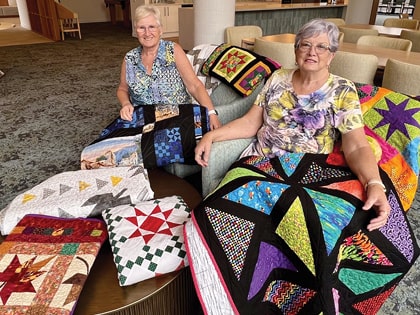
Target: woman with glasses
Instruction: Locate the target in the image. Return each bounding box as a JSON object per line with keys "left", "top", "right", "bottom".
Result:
{"left": 117, "top": 5, "right": 221, "bottom": 130}
{"left": 195, "top": 18, "right": 390, "bottom": 229}
{"left": 187, "top": 19, "right": 411, "bottom": 314}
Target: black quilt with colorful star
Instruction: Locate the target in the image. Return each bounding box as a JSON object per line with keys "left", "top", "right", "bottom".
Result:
{"left": 185, "top": 84, "right": 420, "bottom": 314}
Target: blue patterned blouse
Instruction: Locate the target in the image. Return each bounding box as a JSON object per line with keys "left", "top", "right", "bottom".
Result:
{"left": 125, "top": 40, "right": 192, "bottom": 105}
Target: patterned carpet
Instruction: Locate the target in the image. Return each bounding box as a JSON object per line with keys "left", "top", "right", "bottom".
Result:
{"left": 0, "top": 22, "right": 418, "bottom": 314}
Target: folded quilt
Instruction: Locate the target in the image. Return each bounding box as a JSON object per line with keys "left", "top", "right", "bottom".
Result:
{"left": 81, "top": 104, "right": 209, "bottom": 169}
{"left": 186, "top": 153, "right": 419, "bottom": 314}
{"left": 0, "top": 166, "right": 153, "bottom": 235}
{"left": 0, "top": 214, "right": 107, "bottom": 314}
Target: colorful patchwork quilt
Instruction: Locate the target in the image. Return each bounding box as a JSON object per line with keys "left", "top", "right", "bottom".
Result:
{"left": 81, "top": 104, "right": 209, "bottom": 170}
{"left": 0, "top": 214, "right": 107, "bottom": 314}
{"left": 185, "top": 84, "right": 420, "bottom": 314}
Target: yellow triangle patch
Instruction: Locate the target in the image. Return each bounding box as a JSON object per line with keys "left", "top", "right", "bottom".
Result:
{"left": 276, "top": 197, "right": 315, "bottom": 275}
{"left": 22, "top": 193, "right": 36, "bottom": 204}
{"left": 110, "top": 176, "right": 123, "bottom": 187}
{"left": 79, "top": 181, "right": 91, "bottom": 191}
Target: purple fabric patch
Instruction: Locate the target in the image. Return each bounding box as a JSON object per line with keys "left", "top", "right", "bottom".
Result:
{"left": 380, "top": 190, "right": 415, "bottom": 263}
{"left": 248, "top": 241, "right": 297, "bottom": 299}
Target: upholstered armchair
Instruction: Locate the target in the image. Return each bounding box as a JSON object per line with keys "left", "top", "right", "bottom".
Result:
{"left": 163, "top": 82, "right": 263, "bottom": 192}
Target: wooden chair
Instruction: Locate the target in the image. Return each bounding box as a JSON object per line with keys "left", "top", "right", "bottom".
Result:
{"left": 225, "top": 25, "right": 263, "bottom": 48}
{"left": 253, "top": 37, "right": 297, "bottom": 69}
{"left": 56, "top": 2, "right": 82, "bottom": 40}
{"left": 383, "top": 17, "right": 419, "bottom": 30}
{"left": 324, "top": 18, "right": 346, "bottom": 27}
{"left": 357, "top": 35, "right": 412, "bottom": 52}
{"left": 400, "top": 29, "right": 420, "bottom": 52}
{"left": 382, "top": 58, "right": 420, "bottom": 95}
{"left": 330, "top": 51, "right": 378, "bottom": 85}
{"left": 338, "top": 26, "right": 379, "bottom": 43}
{"left": 378, "top": 0, "right": 393, "bottom": 14}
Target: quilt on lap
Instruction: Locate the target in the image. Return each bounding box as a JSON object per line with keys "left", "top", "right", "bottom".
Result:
{"left": 81, "top": 104, "right": 209, "bottom": 169}
{"left": 188, "top": 153, "right": 419, "bottom": 315}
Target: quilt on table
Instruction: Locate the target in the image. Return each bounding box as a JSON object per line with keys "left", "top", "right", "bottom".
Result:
{"left": 186, "top": 153, "right": 419, "bottom": 314}
{"left": 0, "top": 214, "right": 107, "bottom": 314}
{"left": 0, "top": 166, "right": 153, "bottom": 236}
{"left": 81, "top": 104, "right": 209, "bottom": 169}
{"left": 102, "top": 195, "right": 191, "bottom": 286}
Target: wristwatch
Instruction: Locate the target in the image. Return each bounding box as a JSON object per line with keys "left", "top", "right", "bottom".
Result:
{"left": 208, "top": 109, "right": 218, "bottom": 116}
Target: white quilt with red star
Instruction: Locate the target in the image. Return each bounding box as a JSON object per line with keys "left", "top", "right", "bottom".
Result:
{"left": 102, "top": 195, "right": 191, "bottom": 286}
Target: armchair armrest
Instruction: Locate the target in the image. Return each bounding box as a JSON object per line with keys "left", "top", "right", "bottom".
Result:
{"left": 202, "top": 138, "right": 254, "bottom": 197}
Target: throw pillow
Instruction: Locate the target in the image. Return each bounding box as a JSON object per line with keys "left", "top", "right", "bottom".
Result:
{"left": 202, "top": 44, "right": 281, "bottom": 97}
{"left": 102, "top": 195, "right": 191, "bottom": 286}
{"left": 356, "top": 83, "right": 420, "bottom": 210}
{"left": 82, "top": 104, "right": 209, "bottom": 169}
{"left": 0, "top": 214, "right": 107, "bottom": 314}
{"left": 0, "top": 166, "right": 154, "bottom": 235}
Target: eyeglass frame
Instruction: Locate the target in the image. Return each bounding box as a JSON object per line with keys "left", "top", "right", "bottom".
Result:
{"left": 295, "top": 41, "right": 332, "bottom": 54}
{"left": 136, "top": 24, "right": 161, "bottom": 34}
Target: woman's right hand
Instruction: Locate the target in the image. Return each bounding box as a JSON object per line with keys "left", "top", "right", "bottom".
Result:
{"left": 120, "top": 104, "right": 134, "bottom": 121}
{"left": 195, "top": 133, "right": 214, "bottom": 167}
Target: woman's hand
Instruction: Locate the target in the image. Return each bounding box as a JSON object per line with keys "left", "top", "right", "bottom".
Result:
{"left": 209, "top": 114, "right": 222, "bottom": 130}
{"left": 362, "top": 185, "right": 391, "bottom": 231}
{"left": 195, "top": 133, "right": 214, "bottom": 167}
{"left": 120, "top": 103, "right": 134, "bottom": 121}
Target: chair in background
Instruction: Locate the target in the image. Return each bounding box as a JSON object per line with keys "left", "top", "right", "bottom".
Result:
{"left": 357, "top": 35, "right": 412, "bottom": 52}
{"left": 378, "top": 0, "right": 393, "bottom": 14}
{"left": 55, "top": 2, "right": 82, "bottom": 40}
{"left": 382, "top": 58, "right": 420, "bottom": 95}
{"left": 400, "top": 29, "right": 420, "bottom": 52}
{"left": 338, "top": 31, "right": 344, "bottom": 45}
{"left": 338, "top": 26, "right": 379, "bottom": 43}
{"left": 224, "top": 25, "right": 263, "bottom": 47}
{"left": 324, "top": 18, "right": 346, "bottom": 27}
{"left": 383, "top": 17, "right": 419, "bottom": 30}
{"left": 330, "top": 51, "right": 378, "bottom": 85}
{"left": 402, "top": 0, "right": 416, "bottom": 16}
{"left": 253, "top": 37, "right": 297, "bottom": 69}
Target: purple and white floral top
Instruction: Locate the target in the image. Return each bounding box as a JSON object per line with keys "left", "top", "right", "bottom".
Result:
{"left": 125, "top": 40, "right": 192, "bottom": 105}
{"left": 241, "top": 68, "right": 364, "bottom": 158}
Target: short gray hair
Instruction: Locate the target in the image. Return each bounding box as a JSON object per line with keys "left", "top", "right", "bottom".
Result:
{"left": 295, "top": 19, "right": 339, "bottom": 52}
{"left": 135, "top": 5, "right": 161, "bottom": 26}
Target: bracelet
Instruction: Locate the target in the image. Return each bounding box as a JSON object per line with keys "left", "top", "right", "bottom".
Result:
{"left": 122, "top": 102, "right": 131, "bottom": 107}
{"left": 365, "top": 180, "right": 386, "bottom": 192}
{"left": 208, "top": 109, "right": 218, "bottom": 116}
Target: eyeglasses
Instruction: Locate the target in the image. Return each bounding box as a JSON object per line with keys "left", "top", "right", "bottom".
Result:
{"left": 136, "top": 25, "right": 160, "bottom": 34}
{"left": 297, "top": 41, "right": 331, "bottom": 54}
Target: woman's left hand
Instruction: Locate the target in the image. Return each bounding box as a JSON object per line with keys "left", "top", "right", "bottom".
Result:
{"left": 362, "top": 185, "right": 391, "bottom": 231}
{"left": 209, "top": 114, "right": 222, "bottom": 130}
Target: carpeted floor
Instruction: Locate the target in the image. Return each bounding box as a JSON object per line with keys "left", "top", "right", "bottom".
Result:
{"left": 0, "top": 22, "right": 419, "bottom": 314}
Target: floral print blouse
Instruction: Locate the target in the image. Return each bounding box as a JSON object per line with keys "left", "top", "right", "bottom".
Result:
{"left": 241, "top": 68, "right": 364, "bottom": 158}
{"left": 125, "top": 40, "right": 192, "bottom": 105}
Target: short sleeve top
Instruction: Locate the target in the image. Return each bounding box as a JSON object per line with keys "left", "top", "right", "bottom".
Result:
{"left": 125, "top": 40, "right": 192, "bottom": 105}
{"left": 241, "top": 68, "right": 364, "bottom": 158}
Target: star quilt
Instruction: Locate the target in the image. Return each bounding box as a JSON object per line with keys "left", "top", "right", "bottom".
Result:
{"left": 0, "top": 214, "right": 107, "bottom": 314}
{"left": 185, "top": 84, "right": 420, "bottom": 314}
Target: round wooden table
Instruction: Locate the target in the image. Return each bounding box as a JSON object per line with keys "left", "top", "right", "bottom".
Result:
{"left": 73, "top": 168, "right": 203, "bottom": 315}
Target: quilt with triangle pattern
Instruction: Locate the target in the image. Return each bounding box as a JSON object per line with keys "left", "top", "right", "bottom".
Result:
{"left": 185, "top": 84, "right": 420, "bottom": 314}
{"left": 0, "top": 214, "right": 107, "bottom": 314}
{"left": 186, "top": 153, "right": 419, "bottom": 314}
